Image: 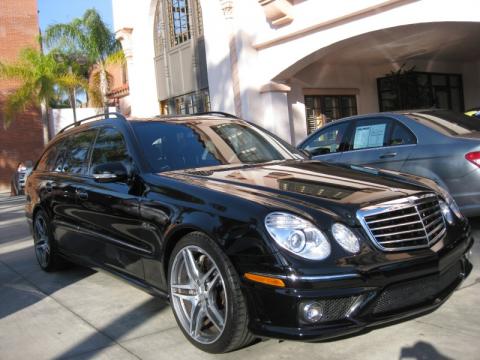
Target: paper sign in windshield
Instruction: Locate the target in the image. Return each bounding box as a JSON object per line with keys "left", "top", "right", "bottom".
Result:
{"left": 353, "top": 124, "right": 386, "bottom": 149}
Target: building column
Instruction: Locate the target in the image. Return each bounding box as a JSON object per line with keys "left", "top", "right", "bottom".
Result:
{"left": 220, "top": 0, "right": 242, "bottom": 117}
{"left": 260, "top": 81, "right": 292, "bottom": 143}
{"left": 287, "top": 80, "right": 307, "bottom": 145}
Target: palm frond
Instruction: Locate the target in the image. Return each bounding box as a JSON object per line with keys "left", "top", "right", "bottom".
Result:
{"left": 44, "top": 8, "right": 120, "bottom": 66}
{"left": 57, "top": 72, "right": 88, "bottom": 91}
{"left": 88, "top": 69, "right": 113, "bottom": 108}
{"left": 105, "top": 50, "right": 125, "bottom": 66}
{"left": 2, "top": 83, "right": 36, "bottom": 128}
{"left": 0, "top": 47, "right": 79, "bottom": 127}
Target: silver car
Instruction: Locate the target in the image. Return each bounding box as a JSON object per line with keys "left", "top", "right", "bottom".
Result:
{"left": 298, "top": 109, "right": 480, "bottom": 217}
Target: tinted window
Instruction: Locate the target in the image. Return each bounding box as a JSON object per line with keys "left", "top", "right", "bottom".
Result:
{"left": 211, "top": 123, "right": 282, "bottom": 163}
{"left": 52, "top": 139, "right": 69, "bottom": 172}
{"left": 90, "top": 128, "right": 130, "bottom": 172}
{"left": 132, "top": 120, "right": 304, "bottom": 172}
{"left": 351, "top": 118, "right": 389, "bottom": 150}
{"left": 63, "top": 130, "right": 97, "bottom": 174}
{"left": 389, "top": 122, "right": 416, "bottom": 146}
{"left": 36, "top": 144, "right": 60, "bottom": 172}
{"left": 407, "top": 110, "right": 480, "bottom": 135}
{"left": 302, "top": 122, "right": 349, "bottom": 156}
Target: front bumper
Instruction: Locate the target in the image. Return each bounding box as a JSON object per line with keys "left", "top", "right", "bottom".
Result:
{"left": 242, "top": 231, "right": 473, "bottom": 341}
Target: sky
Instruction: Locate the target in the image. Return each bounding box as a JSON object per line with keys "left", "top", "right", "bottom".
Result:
{"left": 37, "top": 0, "right": 114, "bottom": 32}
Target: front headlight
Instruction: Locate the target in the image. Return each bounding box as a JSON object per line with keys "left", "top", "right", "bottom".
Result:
{"left": 331, "top": 223, "right": 360, "bottom": 254}
{"left": 436, "top": 185, "right": 463, "bottom": 220}
{"left": 265, "top": 212, "right": 331, "bottom": 260}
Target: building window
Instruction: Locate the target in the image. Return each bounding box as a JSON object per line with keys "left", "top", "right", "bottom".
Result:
{"left": 194, "top": 0, "right": 203, "bottom": 37}
{"left": 167, "top": 88, "right": 210, "bottom": 115}
{"left": 377, "top": 71, "right": 464, "bottom": 112}
{"left": 304, "top": 95, "right": 357, "bottom": 134}
{"left": 167, "top": 0, "right": 191, "bottom": 47}
{"left": 154, "top": 2, "right": 164, "bottom": 54}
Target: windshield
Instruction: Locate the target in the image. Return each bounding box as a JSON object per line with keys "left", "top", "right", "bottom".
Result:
{"left": 406, "top": 110, "right": 480, "bottom": 135}
{"left": 132, "top": 119, "right": 305, "bottom": 172}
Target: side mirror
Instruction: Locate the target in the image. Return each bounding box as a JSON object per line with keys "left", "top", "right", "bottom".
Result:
{"left": 92, "top": 162, "right": 129, "bottom": 183}
{"left": 299, "top": 149, "right": 312, "bottom": 159}
{"left": 311, "top": 148, "right": 331, "bottom": 156}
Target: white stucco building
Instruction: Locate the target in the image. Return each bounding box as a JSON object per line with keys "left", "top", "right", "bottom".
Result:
{"left": 112, "top": 0, "right": 480, "bottom": 144}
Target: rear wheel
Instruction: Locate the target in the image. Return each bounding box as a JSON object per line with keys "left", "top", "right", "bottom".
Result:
{"left": 33, "top": 210, "right": 66, "bottom": 271}
{"left": 168, "top": 232, "right": 254, "bottom": 353}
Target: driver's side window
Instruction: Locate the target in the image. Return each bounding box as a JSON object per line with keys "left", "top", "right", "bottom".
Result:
{"left": 303, "top": 122, "right": 349, "bottom": 156}
{"left": 90, "top": 128, "right": 131, "bottom": 174}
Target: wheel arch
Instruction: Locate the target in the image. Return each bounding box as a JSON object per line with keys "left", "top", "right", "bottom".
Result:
{"left": 162, "top": 225, "right": 209, "bottom": 283}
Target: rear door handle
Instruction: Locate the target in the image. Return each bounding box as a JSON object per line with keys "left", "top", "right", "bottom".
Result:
{"left": 76, "top": 189, "right": 88, "bottom": 200}
{"left": 380, "top": 152, "right": 397, "bottom": 159}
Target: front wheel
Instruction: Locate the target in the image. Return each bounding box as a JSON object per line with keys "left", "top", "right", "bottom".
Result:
{"left": 168, "top": 232, "right": 254, "bottom": 353}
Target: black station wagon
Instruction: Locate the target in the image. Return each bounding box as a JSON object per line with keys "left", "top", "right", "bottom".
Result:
{"left": 25, "top": 112, "right": 473, "bottom": 353}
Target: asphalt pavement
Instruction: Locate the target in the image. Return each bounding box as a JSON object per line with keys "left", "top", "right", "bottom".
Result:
{"left": 0, "top": 193, "right": 479, "bottom": 360}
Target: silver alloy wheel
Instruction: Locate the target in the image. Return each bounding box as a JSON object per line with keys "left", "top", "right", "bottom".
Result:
{"left": 34, "top": 214, "right": 50, "bottom": 268}
{"left": 170, "top": 245, "right": 227, "bottom": 344}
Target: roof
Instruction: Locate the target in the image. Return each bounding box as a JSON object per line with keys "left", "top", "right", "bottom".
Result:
{"left": 58, "top": 111, "right": 240, "bottom": 134}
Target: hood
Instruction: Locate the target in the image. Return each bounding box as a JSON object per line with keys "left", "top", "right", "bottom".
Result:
{"left": 159, "top": 160, "right": 434, "bottom": 219}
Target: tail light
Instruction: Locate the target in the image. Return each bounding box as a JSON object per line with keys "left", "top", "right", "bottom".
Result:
{"left": 465, "top": 151, "right": 480, "bottom": 167}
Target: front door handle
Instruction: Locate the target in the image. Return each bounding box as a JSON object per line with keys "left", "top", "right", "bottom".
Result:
{"left": 76, "top": 189, "right": 88, "bottom": 200}
{"left": 45, "top": 181, "right": 56, "bottom": 192}
{"left": 380, "top": 152, "right": 397, "bottom": 159}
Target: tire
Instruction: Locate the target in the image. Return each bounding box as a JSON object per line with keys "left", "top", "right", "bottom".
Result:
{"left": 33, "top": 209, "right": 67, "bottom": 271}
{"left": 10, "top": 181, "right": 17, "bottom": 196}
{"left": 168, "top": 232, "right": 254, "bottom": 353}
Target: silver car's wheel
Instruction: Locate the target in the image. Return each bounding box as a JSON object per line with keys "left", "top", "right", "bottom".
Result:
{"left": 170, "top": 245, "right": 227, "bottom": 344}
{"left": 34, "top": 213, "right": 51, "bottom": 268}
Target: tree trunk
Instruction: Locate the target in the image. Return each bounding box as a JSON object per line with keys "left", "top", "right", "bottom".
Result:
{"left": 69, "top": 88, "right": 77, "bottom": 123}
{"left": 99, "top": 66, "right": 109, "bottom": 115}
{"left": 69, "top": 66, "right": 77, "bottom": 123}
{"left": 40, "top": 100, "right": 50, "bottom": 145}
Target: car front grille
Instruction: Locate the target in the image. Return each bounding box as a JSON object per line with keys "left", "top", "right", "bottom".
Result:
{"left": 357, "top": 193, "right": 446, "bottom": 251}
{"left": 372, "top": 261, "right": 462, "bottom": 315}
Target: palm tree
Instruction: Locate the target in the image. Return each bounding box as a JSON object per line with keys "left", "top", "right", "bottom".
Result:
{"left": 44, "top": 9, "right": 125, "bottom": 113}
{"left": 49, "top": 49, "right": 90, "bottom": 123}
{"left": 0, "top": 47, "right": 86, "bottom": 144}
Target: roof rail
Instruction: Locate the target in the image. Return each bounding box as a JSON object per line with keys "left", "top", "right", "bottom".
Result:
{"left": 195, "top": 111, "right": 240, "bottom": 119}
{"left": 58, "top": 112, "right": 127, "bottom": 133}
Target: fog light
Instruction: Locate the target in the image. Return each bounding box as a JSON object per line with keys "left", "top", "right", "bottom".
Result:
{"left": 302, "top": 302, "right": 323, "bottom": 323}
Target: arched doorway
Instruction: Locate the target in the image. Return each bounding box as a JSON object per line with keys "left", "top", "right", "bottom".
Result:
{"left": 273, "top": 22, "right": 480, "bottom": 142}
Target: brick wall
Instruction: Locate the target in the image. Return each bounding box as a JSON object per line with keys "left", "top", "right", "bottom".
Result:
{"left": 0, "top": 0, "right": 44, "bottom": 191}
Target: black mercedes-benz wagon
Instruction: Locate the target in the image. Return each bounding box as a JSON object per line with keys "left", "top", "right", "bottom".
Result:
{"left": 25, "top": 112, "right": 473, "bottom": 353}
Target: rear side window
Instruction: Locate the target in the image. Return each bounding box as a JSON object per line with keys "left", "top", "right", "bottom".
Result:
{"left": 90, "top": 128, "right": 130, "bottom": 172}
{"left": 389, "top": 122, "right": 416, "bottom": 146}
{"left": 351, "top": 118, "right": 390, "bottom": 150}
{"left": 63, "top": 130, "right": 98, "bottom": 175}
